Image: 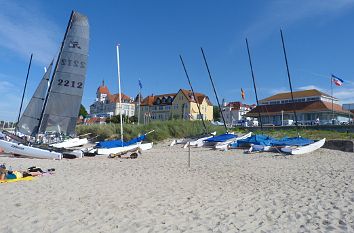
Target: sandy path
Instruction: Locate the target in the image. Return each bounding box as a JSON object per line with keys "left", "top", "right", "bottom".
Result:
{"left": 0, "top": 143, "right": 353, "bottom": 232}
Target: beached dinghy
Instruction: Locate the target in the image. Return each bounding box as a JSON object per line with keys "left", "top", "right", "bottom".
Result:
{"left": 0, "top": 139, "right": 62, "bottom": 160}
{"left": 214, "top": 132, "right": 252, "bottom": 150}
{"left": 202, "top": 133, "right": 237, "bottom": 148}
{"left": 280, "top": 138, "right": 326, "bottom": 155}
{"left": 50, "top": 138, "right": 88, "bottom": 149}
{"left": 182, "top": 134, "right": 215, "bottom": 148}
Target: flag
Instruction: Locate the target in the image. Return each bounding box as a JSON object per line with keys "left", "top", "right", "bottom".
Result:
{"left": 138, "top": 79, "right": 143, "bottom": 89}
{"left": 332, "top": 74, "right": 344, "bottom": 86}
{"left": 241, "top": 88, "right": 245, "bottom": 100}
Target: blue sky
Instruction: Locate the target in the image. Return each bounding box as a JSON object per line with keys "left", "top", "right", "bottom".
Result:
{"left": 1, "top": 0, "right": 354, "bottom": 121}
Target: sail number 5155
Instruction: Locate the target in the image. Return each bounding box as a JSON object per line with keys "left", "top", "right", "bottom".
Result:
{"left": 61, "top": 59, "right": 86, "bottom": 68}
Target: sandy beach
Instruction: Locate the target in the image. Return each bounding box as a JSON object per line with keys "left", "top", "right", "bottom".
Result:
{"left": 0, "top": 142, "right": 353, "bottom": 233}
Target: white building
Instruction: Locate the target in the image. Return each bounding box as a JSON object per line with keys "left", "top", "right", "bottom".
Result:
{"left": 222, "top": 102, "right": 255, "bottom": 126}
{"left": 90, "top": 81, "right": 135, "bottom": 117}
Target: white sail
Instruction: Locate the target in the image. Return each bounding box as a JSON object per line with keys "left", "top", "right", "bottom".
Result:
{"left": 39, "top": 11, "right": 89, "bottom": 136}
{"left": 17, "top": 61, "right": 53, "bottom": 136}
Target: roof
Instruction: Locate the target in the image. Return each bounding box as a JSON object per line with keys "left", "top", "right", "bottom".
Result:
{"left": 85, "top": 117, "right": 107, "bottom": 125}
{"left": 140, "top": 96, "right": 156, "bottom": 106}
{"left": 108, "top": 93, "right": 132, "bottom": 103}
{"left": 180, "top": 89, "right": 212, "bottom": 105}
{"left": 246, "top": 100, "right": 350, "bottom": 117}
{"left": 97, "top": 85, "right": 110, "bottom": 95}
{"left": 260, "top": 89, "right": 334, "bottom": 102}
{"left": 96, "top": 83, "right": 132, "bottom": 103}
{"left": 140, "top": 89, "right": 213, "bottom": 106}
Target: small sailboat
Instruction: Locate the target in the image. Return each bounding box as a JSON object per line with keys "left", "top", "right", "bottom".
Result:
{"left": 92, "top": 45, "right": 153, "bottom": 157}
{"left": 275, "top": 30, "right": 325, "bottom": 154}
{"left": 199, "top": 48, "right": 252, "bottom": 149}
{"left": 0, "top": 11, "right": 90, "bottom": 159}
{"left": 233, "top": 33, "right": 325, "bottom": 155}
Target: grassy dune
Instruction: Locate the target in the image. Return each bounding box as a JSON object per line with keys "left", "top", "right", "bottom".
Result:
{"left": 76, "top": 120, "right": 354, "bottom": 142}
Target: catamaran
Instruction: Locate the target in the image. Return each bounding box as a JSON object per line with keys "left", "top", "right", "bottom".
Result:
{"left": 231, "top": 34, "right": 325, "bottom": 155}
{"left": 0, "top": 11, "right": 90, "bottom": 159}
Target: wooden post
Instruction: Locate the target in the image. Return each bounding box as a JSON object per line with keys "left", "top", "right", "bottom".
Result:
{"left": 188, "top": 141, "right": 191, "bottom": 168}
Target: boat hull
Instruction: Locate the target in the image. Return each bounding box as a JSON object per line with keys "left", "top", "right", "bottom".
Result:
{"left": 281, "top": 138, "right": 326, "bottom": 155}
{"left": 51, "top": 138, "right": 88, "bottom": 149}
{"left": 215, "top": 132, "right": 252, "bottom": 150}
{"left": 0, "top": 139, "right": 62, "bottom": 160}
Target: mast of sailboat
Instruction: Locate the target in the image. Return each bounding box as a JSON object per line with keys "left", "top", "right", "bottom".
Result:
{"left": 16, "top": 53, "right": 33, "bottom": 135}
{"left": 179, "top": 55, "right": 208, "bottom": 134}
{"left": 200, "top": 47, "right": 227, "bottom": 132}
{"left": 116, "top": 44, "right": 124, "bottom": 145}
{"left": 280, "top": 29, "right": 300, "bottom": 135}
{"left": 245, "top": 39, "right": 263, "bottom": 131}
{"left": 37, "top": 11, "right": 74, "bottom": 136}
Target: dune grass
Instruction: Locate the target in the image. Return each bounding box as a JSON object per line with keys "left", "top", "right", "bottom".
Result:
{"left": 76, "top": 120, "right": 225, "bottom": 142}
{"left": 77, "top": 120, "right": 354, "bottom": 142}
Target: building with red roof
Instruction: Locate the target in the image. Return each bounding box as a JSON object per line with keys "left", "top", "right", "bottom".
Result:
{"left": 138, "top": 89, "right": 213, "bottom": 123}
{"left": 246, "top": 89, "right": 352, "bottom": 125}
{"left": 90, "top": 81, "right": 135, "bottom": 117}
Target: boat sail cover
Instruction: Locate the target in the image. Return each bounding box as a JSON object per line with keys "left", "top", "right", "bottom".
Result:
{"left": 17, "top": 61, "right": 53, "bottom": 136}
{"left": 39, "top": 11, "right": 89, "bottom": 136}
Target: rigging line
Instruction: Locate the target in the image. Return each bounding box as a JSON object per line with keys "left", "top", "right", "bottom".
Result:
{"left": 200, "top": 47, "right": 227, "bottom": 132}
{"left": 179, "top": 55, "right": 208, "bottom": 134}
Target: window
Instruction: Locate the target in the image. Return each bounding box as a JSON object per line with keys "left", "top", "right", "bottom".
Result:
{"left": 159, "top": 106, "right": 163, "bottom": 110}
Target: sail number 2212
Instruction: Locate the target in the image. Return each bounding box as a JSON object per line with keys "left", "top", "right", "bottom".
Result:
{"left": 58, "top": 79, "right": 83, "bottom": 88}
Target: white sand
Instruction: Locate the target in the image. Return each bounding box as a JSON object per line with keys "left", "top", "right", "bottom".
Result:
{"left": 0, "top": 142, "right": 353, "bottom": 233}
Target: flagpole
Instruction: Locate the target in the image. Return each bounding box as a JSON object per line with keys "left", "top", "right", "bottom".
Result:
{"left": 138, "top": 80, "right": 141, "bottom": 126}
{"left": 116, "top": 44, "right": 124, "bottom": 145}
{"left": 331, "top": 75, "right": 334, "bottom": 124}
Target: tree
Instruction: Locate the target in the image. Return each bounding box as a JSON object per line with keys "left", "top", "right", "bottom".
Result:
{"left": 129, "top": 115, "right": 138, "bottom": 123}
{"left": 213, "top": 106, "right": 220, "bottom": 121}
{"left": 79, "top": 104, "right": 88, "bottom": 118}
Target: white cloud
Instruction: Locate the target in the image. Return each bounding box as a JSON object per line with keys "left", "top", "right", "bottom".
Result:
{"left": 297, "top": 85, "right": 324, "bottom": 91}
{"left": 0, "top": 1, "right": 61, "bottom": 65}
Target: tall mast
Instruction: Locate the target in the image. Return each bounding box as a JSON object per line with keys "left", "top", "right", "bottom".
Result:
{"left": 179, "top": 55, "right": 208, "bottom": 134}
{"left": 280, "top": 29, "right": 300, "bottom": 135}
{"left": 116, "top": 44, "right": 124, "bottom": 145}
{"left": 245, "top": 39, "right": 263, "bottom": 130}
{"left": 200, "top": 47, "right": 227, "bottom": 132}
{"left": 37, "top": 11, "right": 74, "bottom": 135}
{"left": 16, "top": 53, "right": 33, "bottom": 134}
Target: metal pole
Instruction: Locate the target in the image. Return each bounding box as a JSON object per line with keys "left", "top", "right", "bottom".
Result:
{"left": 281, "top": 110, "right": 284, "bottom": 126}
{"left": 188, "top": 141, "right": 191, "bottom": 168}
{"left": 179, "top": 55, "right": 208, "bottom": 133}
{"left": 200, "top": 47, "right": 228, "bottom": 131}
{"left": 245, "top": 38, "right": 263, "bottom": 130}
{"left": 331, "top": 75, "right": 334, "bottom": 124}
{"left": 280, "top": 29, "right": 300, "bottom": 135}
{"left": 16, "top": 53, "right": 33, "bottom": 134}
{"left": 116, "top": 44, "right": 124, "bottom": 145}
{"left": 138, "top": 86, "right": 141, "bottom": 125}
